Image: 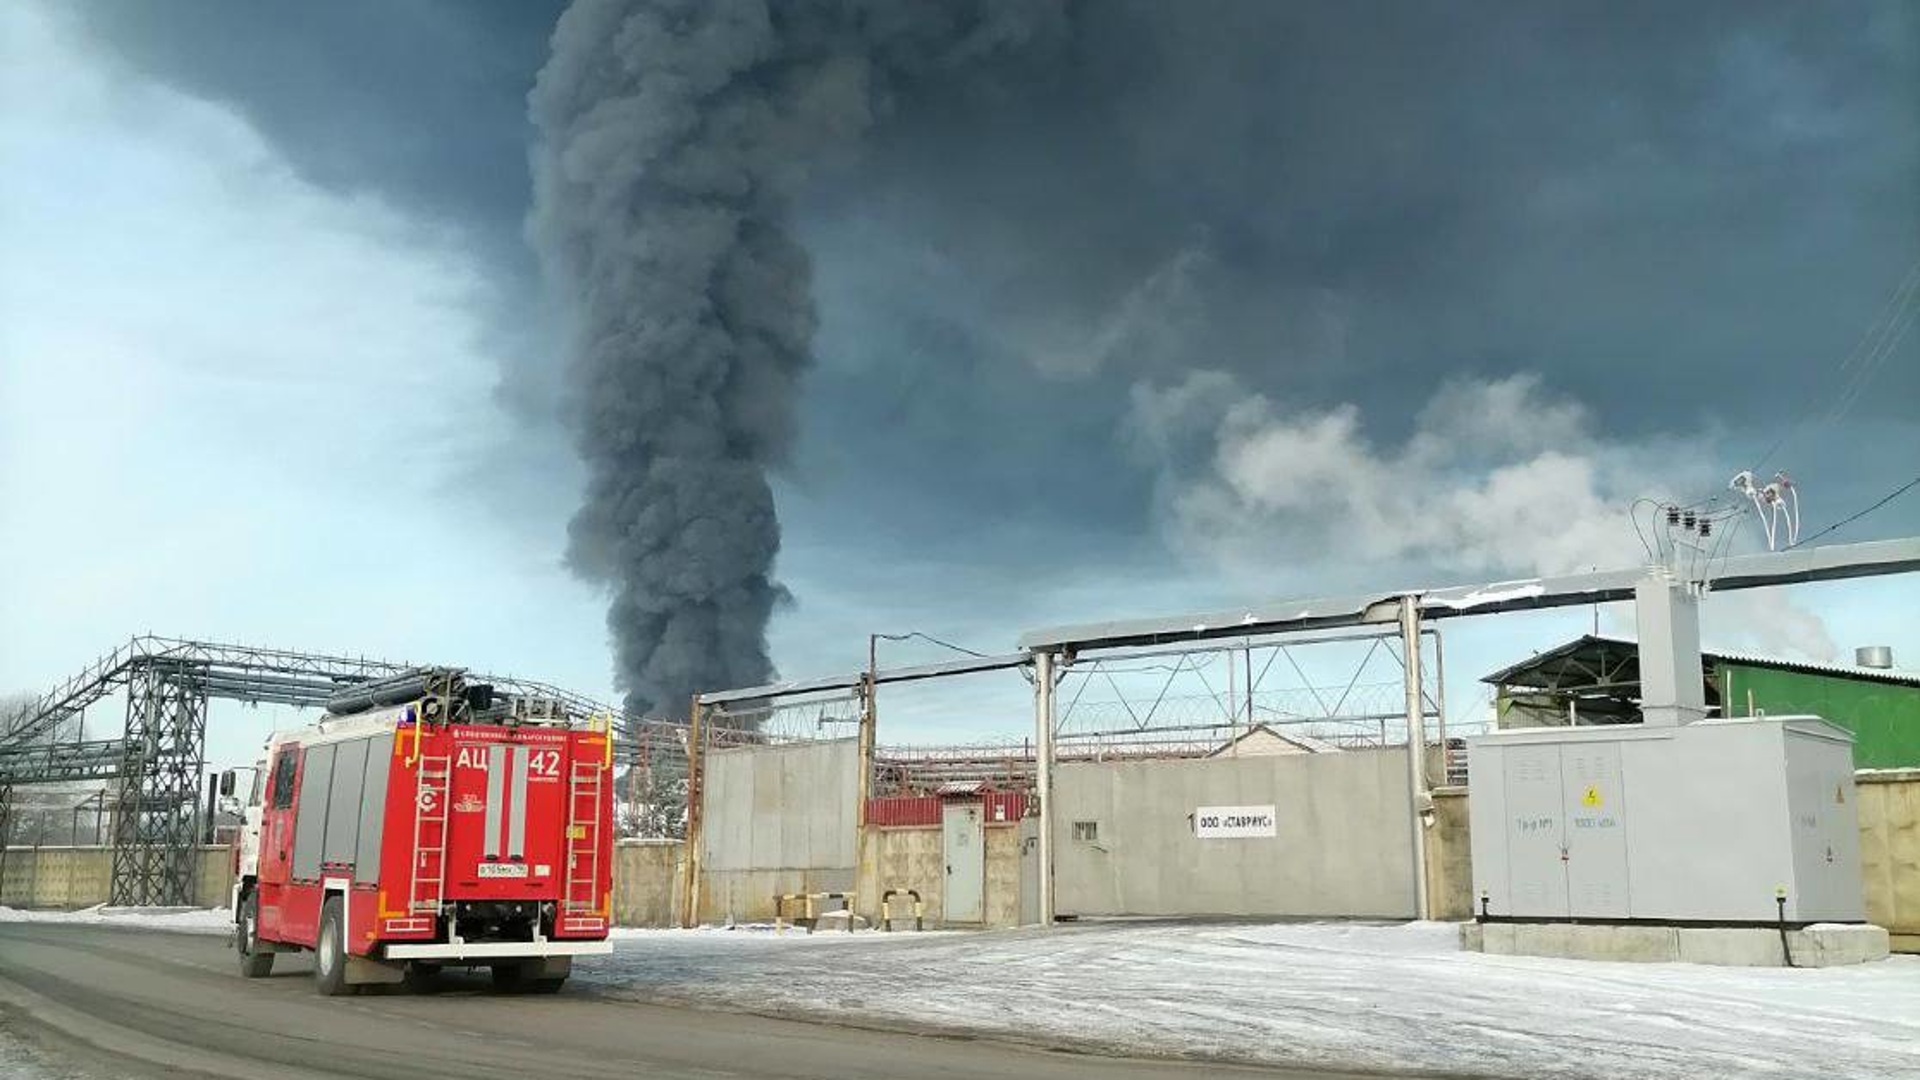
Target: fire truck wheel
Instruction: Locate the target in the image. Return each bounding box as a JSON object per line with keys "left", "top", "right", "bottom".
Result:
{"left": 313, "top": 897, "right": 351, "bottom": 997}
{"left": 236, "top": 891, "right": 273, "bottom": 978}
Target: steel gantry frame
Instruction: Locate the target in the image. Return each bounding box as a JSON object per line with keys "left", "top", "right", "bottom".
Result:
{"left": 1018, "top": 536, "right": 1920, "bottom": 924}
{"left": 3, "top": 635, "right": 662, "bottom": 906}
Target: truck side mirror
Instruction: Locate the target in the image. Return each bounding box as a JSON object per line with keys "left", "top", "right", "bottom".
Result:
{"left": 219, "top": 769, "right": 236, "bottom": 798}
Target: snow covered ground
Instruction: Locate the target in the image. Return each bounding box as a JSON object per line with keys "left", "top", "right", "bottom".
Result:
{"left": 0, "top": 904, "right": 230, "bottom": 935}
{"left": 6, "top": 906, "right": 1912, "bottom": 1077}
{"left": 581, "top": 920, "right": 1920, "bottom": 1080}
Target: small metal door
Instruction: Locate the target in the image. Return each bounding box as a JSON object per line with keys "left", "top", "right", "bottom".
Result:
{"left": 1503, "top": 743, "right": 1570, "bottom": 918}
{"left": 1561, "top": 742, "right": 1629, "bottom": 918}
{"left": 942, "top": 802, "right": 984, "bottom": 923}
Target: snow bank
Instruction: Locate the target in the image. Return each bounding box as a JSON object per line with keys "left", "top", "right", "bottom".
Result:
{"left": 0, "top": 904, "right": 230, "bottom": 935}
{"left": 580, "top": 919, "right": 1920, "bottom": 1080}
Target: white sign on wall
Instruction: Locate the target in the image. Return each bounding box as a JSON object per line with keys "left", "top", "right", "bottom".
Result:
{"left": 1193, "top": 805, "right": 1277, "bottom": 839}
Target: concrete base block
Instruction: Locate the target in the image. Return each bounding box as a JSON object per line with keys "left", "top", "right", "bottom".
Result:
{"left": 1787, "top": 924, "right": 1889, "bottom": 967}
{"left": 1674, "top": 927, "right": 1782, "bottom": 967}
{"left": 1466, "top": 922, "right": 1890, "bottom": 967}
{"left": 1592, "top": 924, "right": 1682, "bottom": 962}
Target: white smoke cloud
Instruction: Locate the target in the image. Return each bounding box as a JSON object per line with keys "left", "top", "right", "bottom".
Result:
{"left": 1135, "top": 371, "right": 1662, "bottom": 576}
{"left": 1128, "top": 370, "right": 1841, "bottom": 659}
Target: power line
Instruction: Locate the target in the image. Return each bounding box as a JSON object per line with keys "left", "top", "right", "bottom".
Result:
{"left": 1787, "top": 474, "right": 1920, "bottom": 550}
{"left": 872, "top": 630, "right": 989, "bottom": 658}
{"left": 1755, "top": 253, "right": 1920, "bottom": 471}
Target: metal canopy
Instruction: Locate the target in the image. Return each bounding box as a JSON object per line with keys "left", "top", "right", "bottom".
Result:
{"left": 1018, "top": 537, "right": 1920, "bottom": 654}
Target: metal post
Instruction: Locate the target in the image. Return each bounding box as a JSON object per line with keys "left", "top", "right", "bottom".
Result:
{"left": 1245, "top": 645, "right": 1255, "bottom": 728}
{"left": 0, "top": 784, "right": 11, "bottom": 904}
{"left": 1033, "top": 650, "right": 1056, "bottom": 927}
{"left": 855, "top": 637, "right": 878, "bottom": 918}
{"left": 1634, "top": 568, "right": 1708, "bottom": 727}
{"left": 1399, "top": 596, "right": 1431, "bottom": 921}
{"left": 203, "top": 772, "right": 218, "bottom": 844}
{"left": 1431, "top": 627, "right": 1448, "bottom": 783}
{"left": 680, "top": 695, "right": 704, "bottom": 928}
{"left": 858, "top": 637, "right": 878, "bottom": 823}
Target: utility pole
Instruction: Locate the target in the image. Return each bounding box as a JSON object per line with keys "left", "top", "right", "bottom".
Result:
{"left": 1033, "top": 650, "right": 1057, "bottom": 926}
{"left": 1399, "top": 596, "right": 1431, "bottom": 921}
{"left": 855, "top": 634, "right": 879, "bottom": 912}
{"left": 680, "top": 695, "right": 704, "bottom": 928}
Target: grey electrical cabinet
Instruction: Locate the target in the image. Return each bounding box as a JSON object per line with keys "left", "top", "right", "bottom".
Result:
{"left": 1468, "top": 715, "right": 1863, "bottom": 924}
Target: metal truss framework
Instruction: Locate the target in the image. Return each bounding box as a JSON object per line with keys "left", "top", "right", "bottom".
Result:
{"left": 855, "top": 628, "right": 1462, "bottom": 796}
{"left": 3, "top": 635, "right": 665, "bottom": 905}
{"left": 109, "top": 662, "right": 208, "bottom": 906}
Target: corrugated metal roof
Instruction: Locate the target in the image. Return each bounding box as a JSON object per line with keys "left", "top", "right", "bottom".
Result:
{"left": 1704, "top": 648, "right": 1920, "bottom": 687}
{"left": 1483, "top": 634, "right": 1920, "bottom": 689}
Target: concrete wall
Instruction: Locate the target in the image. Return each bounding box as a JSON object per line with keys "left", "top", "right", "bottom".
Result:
{"left": 614, "top": 839, "right": 682, "bottom": 928}
{"left": 1858, "top": 769, "right": 1920, "bottom": 951}
{"left": 1426, "top": 786, "right": 1473, "bottom": 920}
{"left": 984, "top": 824, "right": 1022, "bottom": 928}
{"left": 1053, "top": 748, "right": 1417, "bottom": 918}
{"left": 702, "top": 739, "right": 858, "bottom": 872}
{"left": 1, "top": 846, "right": 231, "bottom": 909}
{"left": 852, "top": 821, "right": 1025, "bottom": 929}
{"left": 697, "top": 738, "right": 859, "bottom": 924}
{"left": 855, "top": 826, "right": 942, "bottom": 925}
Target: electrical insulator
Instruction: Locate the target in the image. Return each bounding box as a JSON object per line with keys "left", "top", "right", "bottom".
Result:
{"left": 1699, "top": 520, "right": 1712, "bottom": 537}
{"left": 1666, "top": 507, "right": 1681, "bottom": 526}
{"left": 1683, "top": 511, "right": 1697, "bottom": 530}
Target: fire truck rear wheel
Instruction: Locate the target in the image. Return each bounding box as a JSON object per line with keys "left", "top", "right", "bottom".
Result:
{"left": 236, "top": 890, "right": 273, "bottom": 978}
{"left": 313, "top": 897, "right": 351, "bottom": 997}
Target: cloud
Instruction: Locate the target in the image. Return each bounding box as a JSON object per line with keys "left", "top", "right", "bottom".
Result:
{"left": 1129, "top": 369, "right": 1845, "bottom": 659}
{"left": 1134, "top": 372, "right": 1662, "bottom": 575}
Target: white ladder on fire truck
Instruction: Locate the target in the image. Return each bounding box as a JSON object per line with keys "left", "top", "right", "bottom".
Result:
{"left": 563, "top": 760, "right": 602, "bottom": 914}
{"left": 409, "top": 754, "right": 452, "bottom": 914}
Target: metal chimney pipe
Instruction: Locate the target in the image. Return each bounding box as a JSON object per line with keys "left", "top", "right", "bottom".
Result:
{"left": 1855, "top": 645, "right": 1894, "bottom": 670}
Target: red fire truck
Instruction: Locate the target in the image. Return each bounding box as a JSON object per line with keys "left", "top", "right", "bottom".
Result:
{"left": 225, "top": 669, "right": 613, "bottom": 994}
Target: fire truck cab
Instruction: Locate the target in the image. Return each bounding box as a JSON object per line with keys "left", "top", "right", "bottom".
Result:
{"left": 228, "top": 669, "right": 613, "bottom": 995}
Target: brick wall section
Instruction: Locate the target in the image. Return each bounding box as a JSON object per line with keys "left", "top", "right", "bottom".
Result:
{"left": 1425, "top": 787, "right": 1474, "bottom": 920}
{"left": 1857, "top": 769, "right": 1920, "bottom": 950}
{"left": 0, "top": 846, "right": 231, "bottom": 910}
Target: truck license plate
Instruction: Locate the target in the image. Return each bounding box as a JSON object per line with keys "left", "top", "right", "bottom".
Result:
{"left": 477, "top": 863, "right": 528, "bottom": 878}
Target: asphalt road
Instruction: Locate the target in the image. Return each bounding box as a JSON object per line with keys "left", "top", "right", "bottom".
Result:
{"left": 0, "top": 924, "right": 1385, "bottom": 1080}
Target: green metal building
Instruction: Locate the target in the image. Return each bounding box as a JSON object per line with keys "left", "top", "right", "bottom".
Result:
{"left": 1483, "top": 635, "right": 1920, "bottom": 769}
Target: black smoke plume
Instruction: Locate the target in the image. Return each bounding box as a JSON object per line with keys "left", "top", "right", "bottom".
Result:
{"left": 528, "top": 0, "right": 1060, "bottom": 716}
